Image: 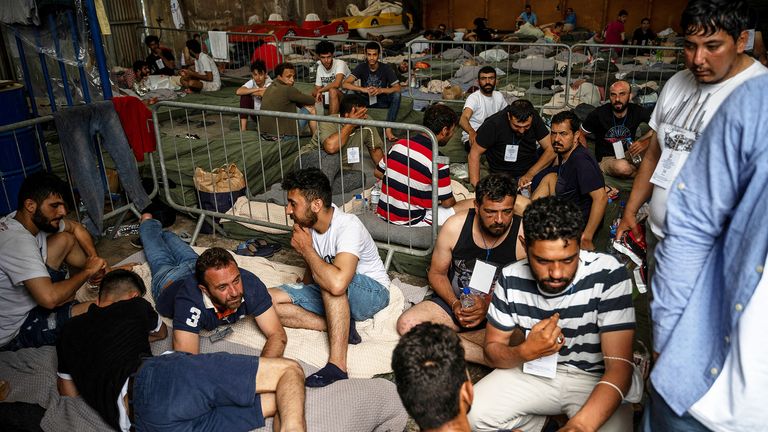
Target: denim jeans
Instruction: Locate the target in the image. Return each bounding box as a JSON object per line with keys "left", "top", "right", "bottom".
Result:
{"left": 139, "top": 219, "right": 198, "bottom": 299}
{"left": 642, "top": 385, "right": 711, "bottom": 431}
{"left": 368, "top": 91, "right": 401, "bottom": 123}
{"left": 53, "top": 101, "right": 151, "bottom": 236}
{"left": 279, "top": 273, "right": 389, "bottom": 321}
{"left": 132, "top": 352, "right": 264, "bottom": 432}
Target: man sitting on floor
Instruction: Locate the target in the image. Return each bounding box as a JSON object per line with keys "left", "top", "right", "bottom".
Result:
{"left": 179, "top": 39, "right": 221, "bottom": 93}
{"left": 56, "top": 269, "right": 306, "bottom": 432}
{"left": 392, "top": 323, "right": 475, "bottom": 432}
{"left": 469, "top": 196, "right": 635, "bottom": 432}
{"left": 396, "top": 174, "right": 525, "bottom": 364}
{"left": 269, "top": 168, "right": 391, "bottom": 387}
{"left": 459, "top": 66, "right": 508, "bottom": 152}
{"left": 580, "top": 80, "right": 653, "bottom": 178}
{"left": 0, "top": 172, "right": 107, "bottom": 351}
{"left": 469, "top": 99, "right": 553, "bottom": 190}
{"left": 294, "top": 94, "right": 384, "bottom": 190}
{"left": 530, "top": 110, "right": 607, "bottom": 251}
{"left": 144, "top": 35, "right": 175, "bottom": 76}
{"left": 343, "top": 42, "right": 402, "bottom": 142}
{"left": 313, "top": 40, "right": 350, "bottom": 115}
{"left": 261, "top": 62, "right": 317, "bottom": 137}
{"left": 237, "top": 60, "right": 272, "bottom": 131}
{"left": 376, "top": 104, "right": 473, "bottom": 226}
{"left": 138, "top": 214, "right": 287, "bottom": 357}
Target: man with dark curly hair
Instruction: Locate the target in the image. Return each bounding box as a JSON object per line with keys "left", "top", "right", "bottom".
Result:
{"left": 469, "top": 196, "right": 636, "bottom": 432}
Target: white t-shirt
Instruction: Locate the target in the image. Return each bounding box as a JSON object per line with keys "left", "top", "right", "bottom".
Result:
{"left": 647, "top": 60, "right": 767, "bottom": 238}
{"left": 314, "top": 58, "right": 350, "bottom": 88}
{"left": 311, "top": 205, "right": 390, "bottom": 288}
{"left": 0, "top": 212, "right": 63, "bottom": 346}
{"left": 194, "top": 52, "right": 221, "bottom": 92}
{"left": 461, "top": 90, "right": 508, "bottom": 142}
{"left": 241, "top": 76, "right": 273, "bottom": 110}
{"left": 409, "top": 35, "right": 430, "bottom": 54}
{"left": 689, "top": 252, "right": 768, "bottom": 431}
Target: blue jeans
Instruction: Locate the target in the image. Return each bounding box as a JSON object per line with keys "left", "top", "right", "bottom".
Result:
{"left": 140, "top": 219, "right": 198, "bottom": 299}
{"left": 132, "top": 352, "right": 264, "bottom": 432}
{"left": 368, "top": 91, "right": 401, "bottom": 123}
{"left": 53, "top": 100, "right": 151, "bottom": 235}
{"left": 642, "top": 385, "right": 711, "bottom": 432}
{"left": 279, "top": 273, "right": 389, "bottom": 321}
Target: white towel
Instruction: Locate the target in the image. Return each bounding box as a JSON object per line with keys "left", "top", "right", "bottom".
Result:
{"left": 208, "top": 31, "right": 229, "bottom": 62}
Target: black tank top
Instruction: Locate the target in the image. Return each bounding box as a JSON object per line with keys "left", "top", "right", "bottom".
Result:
{"left": 448, "top": 209, "right": 521, "bottom": 295}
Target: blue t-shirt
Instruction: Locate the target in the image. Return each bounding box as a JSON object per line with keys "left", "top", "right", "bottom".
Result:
{"left": 155, "top": 268, "right": 272, "bottom": 334}
{"left": 565, "top": 12, "right": 577, "bottom": 25}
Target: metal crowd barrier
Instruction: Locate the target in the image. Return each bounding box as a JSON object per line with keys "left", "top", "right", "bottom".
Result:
{"left": 280, "top": 36, "right": 383, "bottom": 84}
{"left": 150, "top": 100, "right": 440, "bottom": 269}
{"left": 0, "top": 116, "right": 157, "bottom": 236}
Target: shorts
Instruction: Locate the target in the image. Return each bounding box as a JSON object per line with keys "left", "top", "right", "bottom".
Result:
{"left": 0, "top": 301, "right": 77, "bottom": 351}
{"left": 429, "top": 295, "right": 486, "bottom": 332}
{"left": 413, "top": 206, "right": 455, "bottom": 227}
{"left": 278, "top": 273, "right": 389, "bottom": 321}
{"left": 132, "top": 352, "right": 264, "bottom": 432}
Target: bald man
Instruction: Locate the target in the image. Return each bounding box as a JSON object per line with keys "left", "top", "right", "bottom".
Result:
{"left": 580, "top": 80, "right": 653, "bottom": 178}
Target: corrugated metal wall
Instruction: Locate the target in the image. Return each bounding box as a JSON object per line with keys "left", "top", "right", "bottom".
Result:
{"left": 103, "top": 0, "right": 144, "bottom": 68}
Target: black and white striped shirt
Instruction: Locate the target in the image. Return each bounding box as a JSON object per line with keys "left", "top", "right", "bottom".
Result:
{"left": 488, "top": 250, "right": 635, "bottom": 374}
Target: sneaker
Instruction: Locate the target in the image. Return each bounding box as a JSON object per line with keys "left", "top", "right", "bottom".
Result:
{"left": 130, "top": 237, "right": 143, "bottom": 249}
{"left": 613, "top": 225, "right": 647, "bottom": 266}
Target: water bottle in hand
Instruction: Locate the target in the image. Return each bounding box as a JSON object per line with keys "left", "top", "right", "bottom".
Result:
{"left": 460, "top": 287, "right": 475, "bottom": 309}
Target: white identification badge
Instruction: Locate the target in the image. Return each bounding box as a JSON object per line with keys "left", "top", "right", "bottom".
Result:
{"left": 155, "top": 58, "right": 165, "bottom": 70}
{"left": 522, "top": 329, "right": 558, "bottom": 378}
{"left": 468, "top": 260, "right": 497, "bottom": 294}
{"left": 369, "top": 94, "right": 377, "bottom": 105}
{"left": 347, "top": 146, "right": 361, "bottom": 164}
{"left": 650, "top": 148, "right": 688, "bottom": 190}
{"left": 612, "top": 140, "right": 626, "bottom": 159}
{"left": 323, "top": 91, "right": 330, "bottom": 105}
{"left": 504, "top": 145, "right": 519, "bottom": 162}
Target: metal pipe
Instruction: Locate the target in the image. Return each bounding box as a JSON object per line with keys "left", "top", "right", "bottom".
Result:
{"left": 14, "top": 33, "right": 39, "bottom": 117}
{"left": 34, "top": 28, "right": 58, "bottom": 111}
{"left": 66, "top": 9, "right": 91, "bottom": 103}
{"left": 48, "top": 14, "right": 74, "bottom": 107}
{"left": 84, "top": 0, "right": 113, "bottom": 99}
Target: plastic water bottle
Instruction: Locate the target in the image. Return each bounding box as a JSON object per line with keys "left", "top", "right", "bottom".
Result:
{"left": 460, "top": 287, "right": 475, "bottom": 309}
{"left": 370, "top": 182, "right": 381, "bottom": 211}
{"left": 352, "top": 194, "right": 365, "bottom": 215}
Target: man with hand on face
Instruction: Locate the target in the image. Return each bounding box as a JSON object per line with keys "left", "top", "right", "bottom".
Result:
{"left": 396, "top": 174, "right": 525, "bottom": 365}
{"left": 137, "top": 214, "right": 287, "bottom": 357}
{"left": 459, "top": 66, "right": 508, "bottom": 152}
{"left": 312, "top": 40, "right": 350, "bottom": 115}
{"left": 0, "top": 172, "right": 107, "bottom": 351}
{"left": 269, "top": 168, "right": 391, "bottom": 387}
{"left": 469, "top": 197, "right": 635, "bottom": 432}
{"left": 343, "top": 42, "right": 402, "bottom": 142}
{"left": 261, "top": 62, "right": 318, "bottom": 137}
{"left": 580, "top": 80, "right": 653, "bottom": 179}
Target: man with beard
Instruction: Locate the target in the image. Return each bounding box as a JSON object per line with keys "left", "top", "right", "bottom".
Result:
{"left": 138, "top": 214, "right": 287, "bottom": 356}
{"left": 459, "top": 66, "right": 509, "bottom": 152}
{"left": 269, "top": 168, "right": 390, "bottom": 387}
{"left": 396, "top": 174, "right": 525, "bottom": 365}
{"left": 579, "top": 80, "right": 653, "bottom": 178}
{"left": 530, "top": 111, "right": 606, "bottom": 250}
{"left": 469, "top": 197, "right": 635, "bottom": 432}
{"left": 469, "top": 99, "right": 553, "bottom": 190}
{"left": 0, "top": 172, "right": 107, "bottom": 351}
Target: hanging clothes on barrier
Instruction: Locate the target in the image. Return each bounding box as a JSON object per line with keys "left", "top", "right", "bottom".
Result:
{"left": 111, "top": 96, "right": 157, "bottom": 162}
{"left": 208, "top": 31, "right": 229, "bottom": 62}
{"left": 53, "top": 101, "right": 151, "bottom": 236}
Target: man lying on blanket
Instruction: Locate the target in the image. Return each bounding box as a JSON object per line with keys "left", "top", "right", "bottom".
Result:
{"left": 269, "top": 168, "right": 391, "bottom": 388}
{"left": 57, "top": 269, "right": 306, "bottom": 432}
{"left": 138, "top": 213, "right": 287, "bottom": 356}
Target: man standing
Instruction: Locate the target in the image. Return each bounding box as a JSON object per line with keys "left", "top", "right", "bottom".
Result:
{"left": 312, "top": 40, "right": 350, "bottom": 115}
{"left": 532, "top": 111, "right": 606, "bottom": 251}
{"left": 459, "top": 66, "right": 508, "bottom": 152}
{"left": 616, "top": 0, "right": 767, "bottom": 275}
{"left": 646, "top": 74, "right": 768, "bottom": 431}
{"left": 469, "top": 197, "right": 635, "bottom": 432}
{"left": 237, "top": 59, "right": 272, "bottom": 131}
{"left": 269, "top": 168, "right": 391, "bottom": 387}
{"left": 260, "top": 62, "right": 317, "bottom": 137}
{"left": 179, "top": 39, "right": 221, "bottom": 92}
{"left": 343, "top": 42, "right": 402, "bottom": 142}
{"left": 632, "top": 18, "right": 657, "bottom": 46}
{"left": 56, "top": 269, "right": 306, "bottom": 432}
{"left": 0, "top": 173, "right": 107, "bottom": 351}
{"left": 580, "top": 80, "right": 653, "bottom": 178}
{"left": 392, "top": 323, "right": 474, "bottom": 432}
{"left": 604, "top": 10, "right": 628, "bottom": 45}
{"left": 137, "top": 214, "right": 287, "bottom": 357}
{"left": 396, "top": 174, "right": 524, "bottom": 364}
{"left": 469, "top": 99, "right": 553, "bottom": 190}
{"left": 144, "top": 35, "right": 175, "bottom": 75}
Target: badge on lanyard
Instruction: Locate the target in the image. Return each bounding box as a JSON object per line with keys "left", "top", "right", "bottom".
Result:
{"left": 347, "top": 146, "right": 361, "bottom": 164}
{"left": 504, "top": 145, "right": 519, "bottom": 162}
{"left": 468, "top": 260, "right": 497, "bottom": 294}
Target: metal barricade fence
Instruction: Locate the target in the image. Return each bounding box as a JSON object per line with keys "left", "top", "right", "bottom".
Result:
{"left": 405, "top": 40, "right": 572, "bottom": 110}
{"left": 280, "top": 36, "right": 383, "bottom": 84}
{"left": 150, "top": 100, "right": 440, "bottom": 269}
{"left": 569, "top": 43, "right": 684, "bottom": 107}
{"left": 0, "top": 116, "right": 157, "bottom": 236}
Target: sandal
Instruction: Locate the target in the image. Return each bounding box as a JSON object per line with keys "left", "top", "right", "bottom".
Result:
{"left": 238, "top": 238, "right": 282, "bottom": 253}
{"left": 177, "top": 231, "right": 193, "bottom": 243}
{"left": 234, "top": 242, "right": 275, "bottom": 258}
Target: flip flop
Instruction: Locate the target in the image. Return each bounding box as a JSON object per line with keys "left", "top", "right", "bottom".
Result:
{"left": 177, "top": 231, "right": 193, "bottom": 243}
{"left": 238, "top": 238, "right": 282, "bottom": 253}
{"left": 234, "top": 242, "right": 275, "bottom": 258}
